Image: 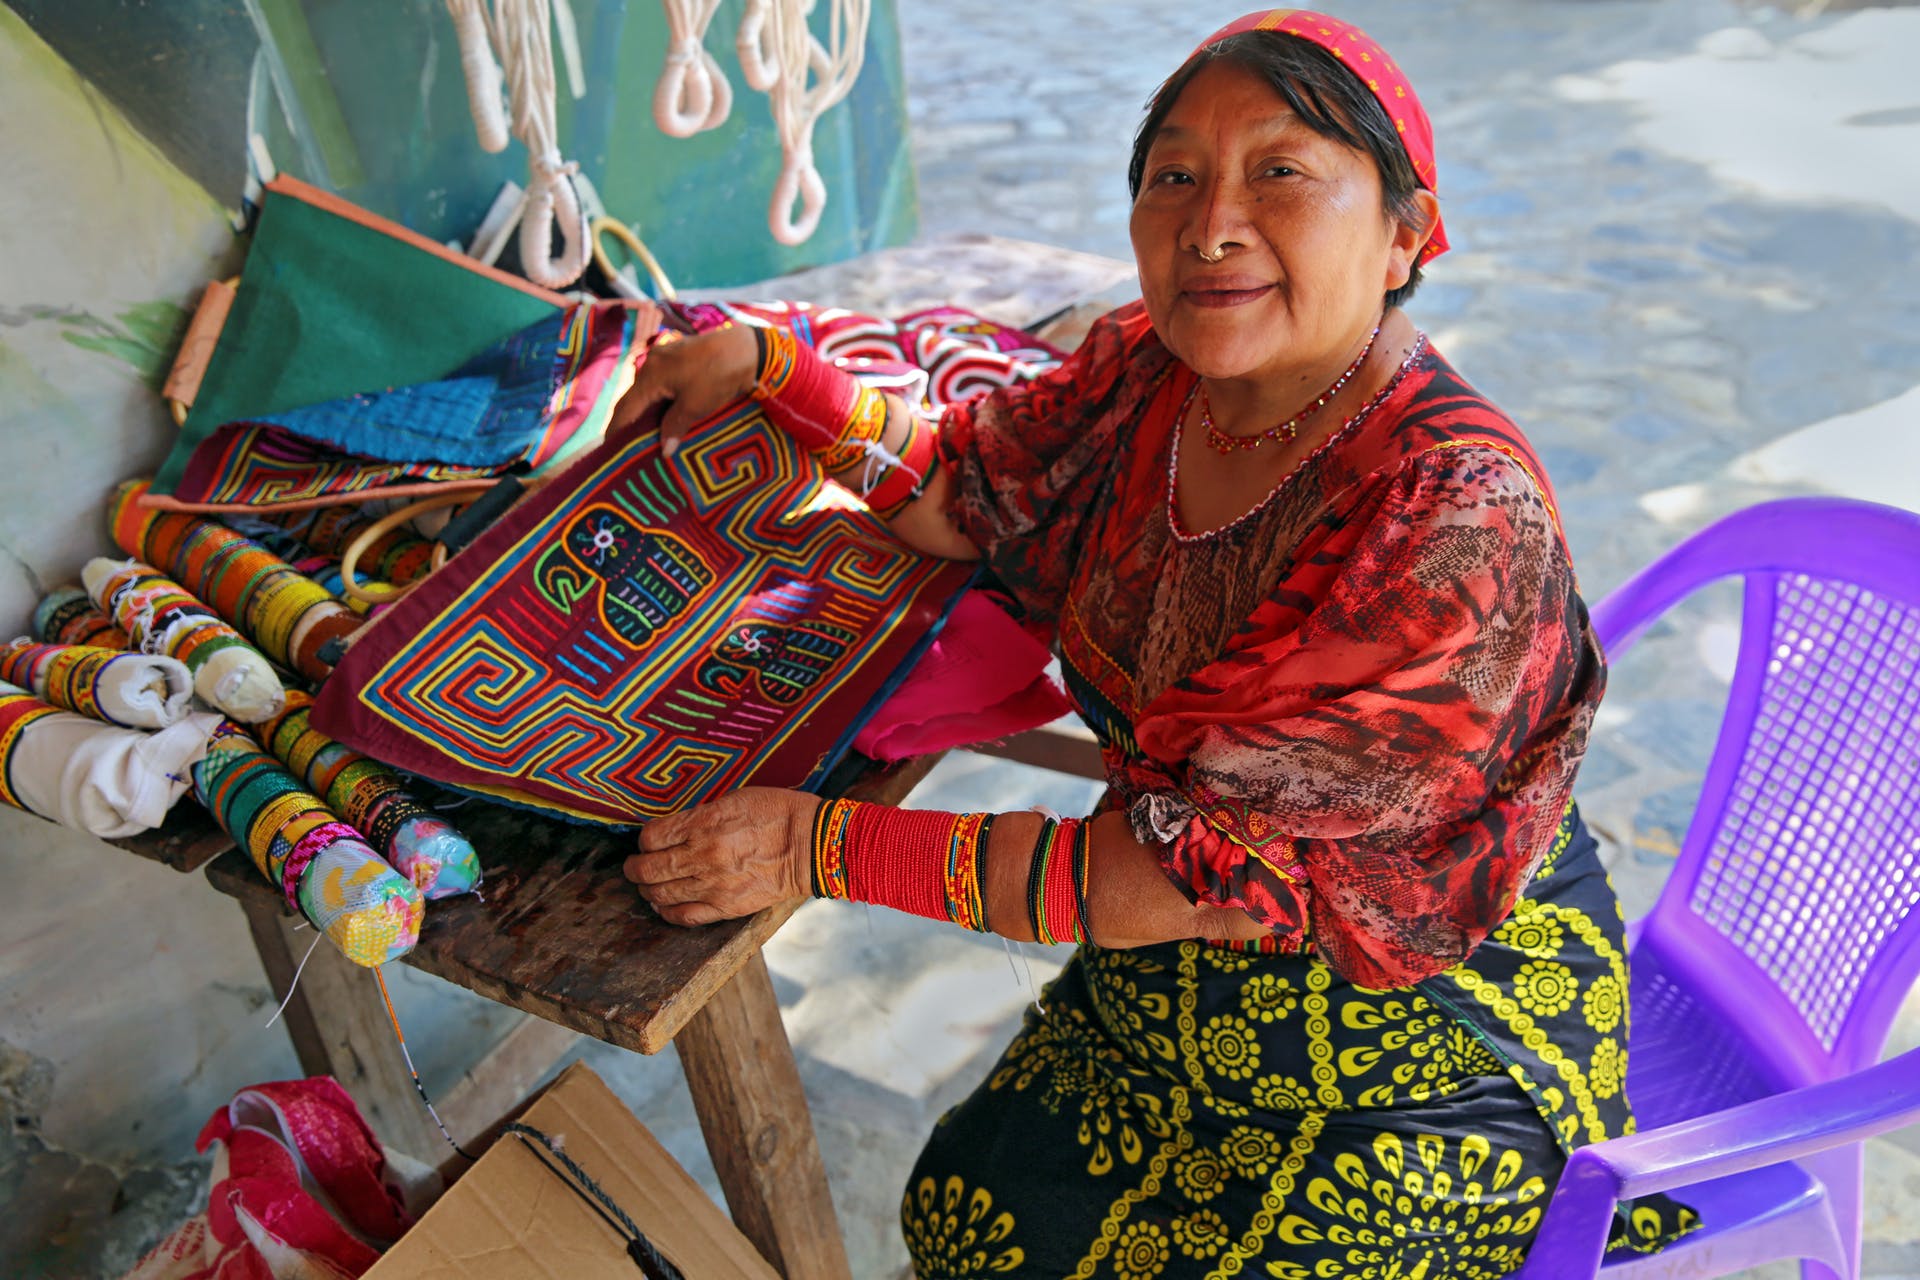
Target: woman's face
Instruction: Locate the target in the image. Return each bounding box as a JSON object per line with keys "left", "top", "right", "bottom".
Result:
{"left": 1129, "top": 59, "right": 1419, "bottom": 384}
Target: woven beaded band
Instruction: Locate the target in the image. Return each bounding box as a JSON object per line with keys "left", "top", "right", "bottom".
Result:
{"left": 750, "top": 326, "right": 933, "bottom": 517}
{"left": 1026, "top": 817, "right": 1087, "bottom": 946}
{"left": 808, "top": 798, "right": 994, "bottom": 933}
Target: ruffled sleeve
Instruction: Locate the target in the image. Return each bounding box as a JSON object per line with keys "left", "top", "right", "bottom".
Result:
{"left": 1127, "top": 444, "right": 1606, "bottom": 988}
{"left": 935, "top": 303, "right": 1172, "bottom": 634}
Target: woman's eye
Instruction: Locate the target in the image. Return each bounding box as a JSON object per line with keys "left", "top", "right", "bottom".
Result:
{"left": 1262, "top": 164, "right": 1298, "bottom": 178}
{"left": 1153, "top": 170, "right": 1194, "bottom": 187}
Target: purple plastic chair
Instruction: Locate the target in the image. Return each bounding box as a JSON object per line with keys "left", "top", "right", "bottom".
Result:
{"left": 1509, "top": 497, "right": 1920, "bottom": 1280}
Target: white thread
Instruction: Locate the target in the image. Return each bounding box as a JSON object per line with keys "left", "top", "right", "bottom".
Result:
{"left": 854, "top": 434, "right": 909, "bottom": 498}
{"left": 1018, "top": 942, "right": 1044, "bottom": 1013}
{"left": 736, "top": 0, "right": 780, "bottom": 91}
{"left": 265, "top": 931, "right": 325, "bottom": 1030}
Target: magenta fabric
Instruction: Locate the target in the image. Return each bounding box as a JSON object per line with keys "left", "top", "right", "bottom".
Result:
{"left": 853, "top": 590, "right": 1071, "bottom": 761}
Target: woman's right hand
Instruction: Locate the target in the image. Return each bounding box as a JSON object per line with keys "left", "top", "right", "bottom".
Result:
{"left": 610, "top": 323, "right": 760, "bottom": 456}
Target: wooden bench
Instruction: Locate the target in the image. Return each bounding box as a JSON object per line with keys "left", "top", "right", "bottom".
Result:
{"left": 112, "top": 722, "right": 1100, "bottom": 1280}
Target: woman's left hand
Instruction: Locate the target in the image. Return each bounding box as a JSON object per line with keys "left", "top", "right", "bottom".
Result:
{"left": 623, "top": 787, "right": 819, "bottom": 926}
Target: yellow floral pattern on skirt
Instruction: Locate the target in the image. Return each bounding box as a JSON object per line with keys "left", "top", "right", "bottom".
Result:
{"left": 902, "top": 809, "right": 1698, "bottom": 1279}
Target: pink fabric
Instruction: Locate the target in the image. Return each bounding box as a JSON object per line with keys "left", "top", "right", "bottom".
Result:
{"left": 124, "top": 1078, "right": 412, "bottom": 1280}
{"left": 854, "top": 591, "right": 1071, "bottom": 761}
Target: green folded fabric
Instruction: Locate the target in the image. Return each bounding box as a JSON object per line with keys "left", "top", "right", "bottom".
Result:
{"left": 156, "top": 178, "right": 563, "bottom": 495}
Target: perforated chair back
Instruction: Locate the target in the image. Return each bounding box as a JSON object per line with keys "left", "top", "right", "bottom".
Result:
{"left": 1593, "top": 499, "right": 1920, "bottom": 1115}
{"left": 1509, "top": 498, "right": 1920, "bottom": 1280}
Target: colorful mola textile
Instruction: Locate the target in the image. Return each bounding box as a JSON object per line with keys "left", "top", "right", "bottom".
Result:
{"left": 167, "top": 300, "right": 635, "bottom": 512}
{"left": 313, "top": 406, "right": 976, "bottom": 825}
{"left": 670, "top": 299, "right": 1065, "bottom": 411}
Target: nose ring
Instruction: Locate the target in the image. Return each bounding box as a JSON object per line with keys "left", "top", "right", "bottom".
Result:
{"left": 1194, "top": 244, "right": 1229, "bottom": 264}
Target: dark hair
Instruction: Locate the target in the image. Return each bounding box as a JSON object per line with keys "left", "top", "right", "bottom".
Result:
{"left": 1128, "top": 32, "right": 1432, "bottom": 310}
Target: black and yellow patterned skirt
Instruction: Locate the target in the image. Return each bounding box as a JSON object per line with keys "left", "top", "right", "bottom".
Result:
{"left": 902, "top": 808, "right": 1697, "bottom": 1279}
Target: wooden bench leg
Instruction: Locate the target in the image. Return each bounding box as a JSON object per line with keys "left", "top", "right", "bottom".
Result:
{"left": 241, "top": 896, "right": 447, "bottom": 1161}
{"left": 676, "top": 951, "right": 852, "bottom": 1280}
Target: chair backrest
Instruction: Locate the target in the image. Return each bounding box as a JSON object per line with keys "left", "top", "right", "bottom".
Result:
{"left": 1590, "top": 499, "right": 1920, "bottom": 1096}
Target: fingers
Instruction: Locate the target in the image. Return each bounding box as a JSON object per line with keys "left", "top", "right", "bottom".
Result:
{"left": 623, "top": 846, "right": 693, "bottom": 884}
{"left": 632, "top": 873, "right": 708, "bottom": 907}
{"left": 637, "top": 810, "right": 694, "bottom": 853}
{"left": 610, "top": 362, "right": 669, "bottom": 432}
{"left": 628, "top": 867, "right": 762, "bottom": 926}
{"left": 658, "top": 401, "right": 701, "bottom": 458}
{"left": 625, "top": 789, "right": 814, "bottom": 927}
{"left": 655, "top": 900, "right": 725, "bottom": 927}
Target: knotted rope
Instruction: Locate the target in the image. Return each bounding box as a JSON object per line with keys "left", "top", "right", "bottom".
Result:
{"left": 447, "top": 0, "right": 590, "bottom": 288}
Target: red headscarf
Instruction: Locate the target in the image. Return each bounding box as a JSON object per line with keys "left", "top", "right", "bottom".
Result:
{"left": 1193, "top": 10, "right": 1448, "bottom": 262}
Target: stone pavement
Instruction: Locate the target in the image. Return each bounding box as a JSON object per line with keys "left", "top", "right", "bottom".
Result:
{"left": 743, "top": 1, "right": 1920, "bottom": 1276}
{"left": 35, "top": 1, "right": 1920, "bottom": 1275}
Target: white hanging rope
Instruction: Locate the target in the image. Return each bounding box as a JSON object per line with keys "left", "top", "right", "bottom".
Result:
{"left": 446, "top": 0, "right": 591, "bottom": 289}
{"left": 764, "top": 0, "right": 871, "bottom": 245}
{"left": 736, "top": 0, "right": 781, "bottom": 92}
{"left": 655, "top": 0, "right": 733, "bottom": 137}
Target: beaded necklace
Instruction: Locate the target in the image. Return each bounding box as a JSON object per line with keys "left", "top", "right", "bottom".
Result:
{"left": 1200, "top": 322, "right": 1380, "bottom": 453}
{"left": 1168, "top": 333, "right": 1429, "bottom": 545}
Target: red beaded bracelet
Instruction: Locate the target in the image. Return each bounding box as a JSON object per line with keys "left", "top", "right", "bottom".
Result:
{"left": 809, "top": 798, "right": 995, "bottom": 933}
{"left": 750, "top": 326, "right": 860, "bottom": 453}
{"left": 812, "top": 799, "right": 1090, "bottom": 943}
{"left": 1026, "top": 817, "right": 1086, "bottom": 945}
{"left": 859, "top": 411, "right": 939, "bottom": 518}
{"left": 750, "top": 327, "right": 932, "bottom": 516}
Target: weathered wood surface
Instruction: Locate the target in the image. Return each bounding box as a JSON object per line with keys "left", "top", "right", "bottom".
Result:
{"left": 966, "top": 722, "right": 1107, "bottom": 781}
{"left": 106, "top": 804, "right": 232, "bottom": 873}
{"left": 199, "top": 754, "right": 938, "bottom": 1055}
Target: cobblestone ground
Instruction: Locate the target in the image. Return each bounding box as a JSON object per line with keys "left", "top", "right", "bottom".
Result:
{"left": 703, "top": 2, "right": 1920, "bottom": 1277}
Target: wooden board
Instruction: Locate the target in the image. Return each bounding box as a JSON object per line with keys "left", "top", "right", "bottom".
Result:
{"left": 201, "top": 755, "right": 939, "bottom": 1055}
{"left": 106, "top": 804, "right": 234, "bottom": 873}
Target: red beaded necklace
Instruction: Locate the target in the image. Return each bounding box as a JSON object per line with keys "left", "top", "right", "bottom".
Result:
{"left": 1200, "top": 321, "right": 1382, "bottom": 454}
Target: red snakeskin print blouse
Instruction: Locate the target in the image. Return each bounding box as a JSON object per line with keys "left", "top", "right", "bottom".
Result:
{"left": 934, "top": 303, "right": 1606, "bottom": 988}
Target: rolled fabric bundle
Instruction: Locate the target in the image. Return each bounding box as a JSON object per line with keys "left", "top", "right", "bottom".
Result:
{"left": 258, "top": 691, "right": 481, "bottom": 899}
{"left": 271, "top": 504, "right": 438, "bottom": 586}
{"left": 33, "top": 585, "right": 132, "bottom": 650}
{"left": 289, "top": 555, "right": 381, "bottom": 614}
{"left": 109, "top": 480, "right": 361, "bottom": 681}
{"left": 83, "top": 558, "right": 287, "bottom": 724}
{"left": 0, "top": 681, "right": 218, "bottom": 838}
{"left": 191, "top": 720, "right": 424, "bottom": 966}
{"left": 0, "top": 641, "right": 193, "bottom": 728}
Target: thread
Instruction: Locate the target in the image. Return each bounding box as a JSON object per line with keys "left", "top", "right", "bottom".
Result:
{"left": 374, "top": 967, "right": 478, "bottom": 1161}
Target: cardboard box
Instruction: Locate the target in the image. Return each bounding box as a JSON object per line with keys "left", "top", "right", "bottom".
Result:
{"left": 366, "top": 1062, "right": 780, "bottom": 1279}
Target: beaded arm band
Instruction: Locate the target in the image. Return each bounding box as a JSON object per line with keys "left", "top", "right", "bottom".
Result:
{"left": 750, "top": 327, "right": 936, "bottom": 518}
{"left": 1026, "top": 817, "right": 1089, "bottom": 946}
{"left": 812, "top": 798, "right": 1088, "bottom": 943}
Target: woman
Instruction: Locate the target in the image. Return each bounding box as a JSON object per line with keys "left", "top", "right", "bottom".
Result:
{"left": 616, "top": 10, "right": 1697, "bottom": 1277}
